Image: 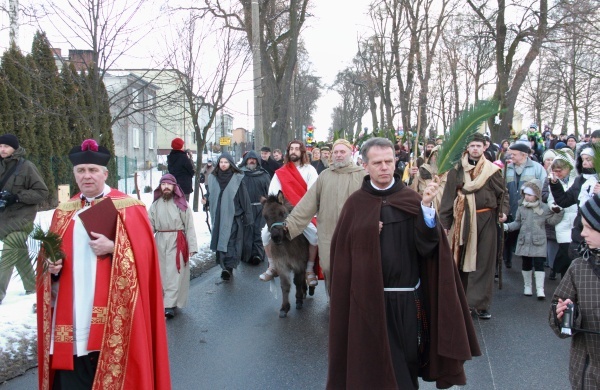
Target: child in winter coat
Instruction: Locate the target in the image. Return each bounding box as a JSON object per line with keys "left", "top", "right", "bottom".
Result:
{"left": 505, "top": 178, "right": 563, "bottom": 299}
{"left": 550, "top": 193, "right": 600, "bottom": 390}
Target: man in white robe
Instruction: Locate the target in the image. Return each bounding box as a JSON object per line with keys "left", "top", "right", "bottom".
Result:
{"left": 149, "top": 174, "right": 198, "bottom": 318}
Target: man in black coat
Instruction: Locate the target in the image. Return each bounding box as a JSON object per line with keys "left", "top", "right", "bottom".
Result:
{"left": 239, "top": 151, "right": 270, "bottom": 265}
{"left": 259, "top": 146, "right": 281, "bottom": 178}
{"left": 167, "top": 137, "right": 195, "bottom": 201}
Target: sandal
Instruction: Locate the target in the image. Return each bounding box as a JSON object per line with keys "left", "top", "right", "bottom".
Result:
{"left": 259, "top": 267, "right": 278, "bottom": 281}
{"left": 306, "top": 271, "right": 318, "bottom": 287}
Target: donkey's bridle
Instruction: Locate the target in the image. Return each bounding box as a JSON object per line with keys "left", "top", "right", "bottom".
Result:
{"left": 268, "top": 210, "right": 289, "bottom": 232}
{"left": 269, "top": 221, "right": 287, "bottom": 232}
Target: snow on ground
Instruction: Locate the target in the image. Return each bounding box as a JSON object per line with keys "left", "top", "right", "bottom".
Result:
{"left": 0, "top": 167, "right": 213, "bottom": 382}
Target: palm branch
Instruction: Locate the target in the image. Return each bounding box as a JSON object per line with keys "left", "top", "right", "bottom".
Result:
{"left": 592, "top": 143, "right": 600, "bottom": 180}
{"left": 0, "top": 222, "right": 64, "bottom": 281}
{"left": 436, "top": 100, "right": 503, "bottom": 174}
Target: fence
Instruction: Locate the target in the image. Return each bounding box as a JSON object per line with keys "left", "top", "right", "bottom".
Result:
{"left": 28, "top": 155, "right": 139, "bottom": 197}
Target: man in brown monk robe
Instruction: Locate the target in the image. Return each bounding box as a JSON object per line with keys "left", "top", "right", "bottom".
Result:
{"left": 439, "top": 133, "right": 508, "bottom": 320}
{"left": 327, "top": 137, "right": 480, "bottom": 390}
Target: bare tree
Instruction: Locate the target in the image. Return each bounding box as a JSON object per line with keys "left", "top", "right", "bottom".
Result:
{"left": 38, "top": 0, "right": 156, "bottom": 137}
{"left": 196, "top": 0, "right": 310, "bottom": 151}
{"left": 331, "top": 65, "right": 370, "bottom": 141}
{"left": 162, "top": 12, "right": 250, "bottom": 211}
{"left": 291, "top": 48, "right": 322, "bottom": 140}
{"left": 466, "top": 0, "right": 553, "bottom": 141}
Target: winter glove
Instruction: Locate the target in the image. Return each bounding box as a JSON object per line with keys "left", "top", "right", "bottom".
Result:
{"left": 0, "top": 191, "right": 18, "bottom": 207}
{"left": 551, "top": 204, "right": 562, "bottom": 213}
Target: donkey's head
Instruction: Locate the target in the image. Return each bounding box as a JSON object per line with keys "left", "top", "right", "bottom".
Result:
{"left": 261, "top": 191, "right": 292, "bottom": 245}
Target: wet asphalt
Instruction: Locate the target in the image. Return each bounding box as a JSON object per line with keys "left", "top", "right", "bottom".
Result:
{"left": 0, "top": 258, "right": 572, "bottom": 389}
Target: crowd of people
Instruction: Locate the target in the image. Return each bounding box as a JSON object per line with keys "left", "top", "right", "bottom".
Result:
{"left": 2, "top": 124, "right": 600, "bottom": 389}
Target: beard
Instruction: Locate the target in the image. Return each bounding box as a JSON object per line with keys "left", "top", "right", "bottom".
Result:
{"left": 162, "top": 190, "right": 173, "bottom": 201}
{"left": 247, "top": 163, "right": 257, "bottom": 170}
{"left": 289, "top": 154, "right": 300, "bottom": 162}
{"left": 331, "top": 157, "right": 352, "bottom": 169}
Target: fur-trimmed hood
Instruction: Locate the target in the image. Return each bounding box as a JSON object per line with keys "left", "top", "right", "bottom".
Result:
{"left": 521, "top": 178, "right": 542, "bottom": 199}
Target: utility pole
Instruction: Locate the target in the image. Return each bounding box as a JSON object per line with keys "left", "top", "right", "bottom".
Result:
{"left": 252, "top": 0, "right": 263, "bottom": 149}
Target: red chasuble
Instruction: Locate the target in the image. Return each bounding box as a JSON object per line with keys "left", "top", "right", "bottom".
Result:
{"left": 36, "top": 189, "right": 171, "bottom": 390}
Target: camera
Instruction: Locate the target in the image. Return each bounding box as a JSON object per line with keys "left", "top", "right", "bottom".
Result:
{"left": 0, "top": 190, "right": 10, "bottom": 211}
{"left": 561, "top": 302, "right": 575, "bottom": 336}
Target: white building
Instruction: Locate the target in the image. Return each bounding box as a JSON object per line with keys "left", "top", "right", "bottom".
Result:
{"left": 103, "top": 71, "right": 159, "bottom": 170}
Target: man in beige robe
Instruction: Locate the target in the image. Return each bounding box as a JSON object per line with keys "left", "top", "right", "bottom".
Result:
{"left": 285, "top": 139, "right": 366, "bottom": 293}
{"left": 149, "top": 174, "right": 198, "bottom": 318}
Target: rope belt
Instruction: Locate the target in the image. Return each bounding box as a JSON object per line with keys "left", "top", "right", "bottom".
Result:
{"left": 384, "top": 279, "right": 421, "bottom": 292}
{"left": 476, "top": 208, "right": 492, "bottom": 213}
{"left": 157, "top": 229, "right": 183, "bottom": 232}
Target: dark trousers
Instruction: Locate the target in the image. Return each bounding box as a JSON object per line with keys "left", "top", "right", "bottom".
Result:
{"left": 522, "top": 256, "right": 545, "bottom": 271}
{"left": 52, "top": 352, "right": 100, "bottom": 390}
{"left": 503, "top": 230, "right": 519, "bottom": 266}
{"left": 554, "top": 243, "right": 572, "bottom": 276}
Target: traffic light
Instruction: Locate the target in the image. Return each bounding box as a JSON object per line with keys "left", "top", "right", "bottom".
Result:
{"left": 306, "top": 125, "right": 314, "bottom": 144}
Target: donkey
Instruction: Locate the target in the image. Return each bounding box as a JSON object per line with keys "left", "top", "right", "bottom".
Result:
{"left": 261, "top": 191, "right": 309, "bottom": 318}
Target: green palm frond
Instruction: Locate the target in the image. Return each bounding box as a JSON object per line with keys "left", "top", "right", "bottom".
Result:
{"left": 592, "top": 143, "right": 600, "bottom": 179}
{"left": 436, "top": 100, "right": 503, "bottom": 174}
{"left": 0, "top": 222, "right": 64, "bottom": 280}
{"left": 31, "top": 224, "right": 65, "bottom": 265}
{"left": 0, "top": 228, "right": 32, "bottom": 273}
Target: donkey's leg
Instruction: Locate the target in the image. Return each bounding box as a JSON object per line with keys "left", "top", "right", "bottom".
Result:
{"left": 279, "top": 270, "right": 291, "bottom": 318}
{"left": 293, "top": 271, "right": 305, "bottom": 310}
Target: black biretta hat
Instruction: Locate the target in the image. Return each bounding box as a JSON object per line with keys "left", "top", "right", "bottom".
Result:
{"left": 68, "top": 139, "right": 111, "bottom": 166}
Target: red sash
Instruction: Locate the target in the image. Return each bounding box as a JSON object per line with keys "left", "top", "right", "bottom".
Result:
{"left": 275, "top": 163, "right": 308, "bottom": 206}
{"left": 176, "top": 230, "right": 189, "bottom": 272}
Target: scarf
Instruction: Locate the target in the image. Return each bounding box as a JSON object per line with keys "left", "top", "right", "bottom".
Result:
{"left": 450, "top": 154, "right": 500, "bottom": 272}
{"left": 216, "top": 169, "right": 234, "bottom": 191}
{"left": 152, "top": 173, "right": 188, "bottom": 211}
{"left": 579, "top": 243, "right": 600, "bottom": 279}
{"left": 522, "top": 199, "right": 543, "bottom": 215}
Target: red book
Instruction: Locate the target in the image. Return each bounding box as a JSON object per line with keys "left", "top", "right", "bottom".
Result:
{"left": 78, "top": 197, "right": 118, "bottom": 241}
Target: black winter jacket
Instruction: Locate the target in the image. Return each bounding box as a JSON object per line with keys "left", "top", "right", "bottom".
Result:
{"left": 167, "top": 150, "right": 195, "bottom": 194}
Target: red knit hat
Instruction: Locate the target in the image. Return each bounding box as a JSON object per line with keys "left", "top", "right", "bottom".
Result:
{"left": 171, "top": 137, "right": 184, "bottom": 150}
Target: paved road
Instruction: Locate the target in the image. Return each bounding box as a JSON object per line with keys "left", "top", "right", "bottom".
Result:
{"left": 1, "top": 261, "right": 572, "bottom": 389}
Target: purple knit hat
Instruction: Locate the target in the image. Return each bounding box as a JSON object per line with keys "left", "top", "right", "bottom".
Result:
{"left": 153, "top": 174, "right": 188, "bottom": 211}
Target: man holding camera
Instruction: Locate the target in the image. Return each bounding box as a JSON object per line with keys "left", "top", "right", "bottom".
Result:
{"left": 0, "top": 134, "right": 49, "bottom": 304}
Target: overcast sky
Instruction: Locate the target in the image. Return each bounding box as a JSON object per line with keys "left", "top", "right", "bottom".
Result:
{"left": 0, "top": 1, "right": 371, "bottom": 141}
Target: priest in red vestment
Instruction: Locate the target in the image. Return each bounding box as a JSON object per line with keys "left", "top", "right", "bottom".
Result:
{"left": 36, "top": 139, "right": 171, "bottom": 390}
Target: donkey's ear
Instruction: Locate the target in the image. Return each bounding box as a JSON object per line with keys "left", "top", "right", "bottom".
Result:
{"left": 277, "top": 190, "right": 285, "bottom": 204}
{"left": 260, "top": 196, "right": 267, "bottom": 205}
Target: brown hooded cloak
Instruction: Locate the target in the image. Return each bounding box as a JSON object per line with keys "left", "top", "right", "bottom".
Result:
{"left": 327, "top": 176, "right": 480, "bottom": 389}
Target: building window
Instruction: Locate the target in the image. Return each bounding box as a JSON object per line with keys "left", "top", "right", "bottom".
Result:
{"left": 148, "top": 130, "right": 154, "bottom": 149}
{"left": 133, "top": 128, "right": 140, "bottom": 148}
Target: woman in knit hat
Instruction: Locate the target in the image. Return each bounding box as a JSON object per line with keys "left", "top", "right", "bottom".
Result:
{"left": 550, "top": 193, "right": 600, "bottom": 390}
{"left": 167, "top": 137, "right": 195, "bottom": 201}
{"left": 549, "top": 146, "right": 600, "bottom": 261}
{"left": 544, "top": 152, "right": 577, "bottom": 280}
